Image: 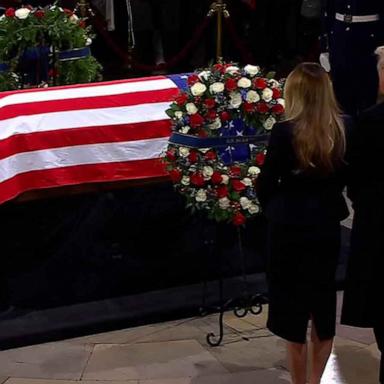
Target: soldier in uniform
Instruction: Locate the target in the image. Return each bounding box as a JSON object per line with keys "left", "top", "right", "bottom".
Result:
{"left": 321, "top": 0, "right": 384, "bottom": 115}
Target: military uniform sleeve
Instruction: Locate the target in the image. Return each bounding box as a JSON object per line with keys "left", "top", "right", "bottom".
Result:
{"left": 320, "top": 0, "right": 335, "bottom": 52}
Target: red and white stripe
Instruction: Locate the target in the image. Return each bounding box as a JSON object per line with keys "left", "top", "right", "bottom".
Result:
{"left": 0, "top": 76, "right": 179, "bottom": 204}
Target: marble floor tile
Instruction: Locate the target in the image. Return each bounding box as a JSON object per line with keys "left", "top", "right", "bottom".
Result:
{"left": 4, "top": 380, "right": 138, "bottom": 384}
{"left": 82, "top": 340, "right": 227, "bottom": 381}
{"left": 136, "top": 317, "right": 236, "bottom": 345}
{"left": 336, "top": 324, "right": 376, "bottom": 345}
{"left": 322, "top": 337, "right": 380, "bottom": 384}
{"left": 1, "top": 378, "right": 8, "bottom": 384}
{"left": 208, "top": 334, "right": 286, "bottom": 373}
{"left": 0, "top": 343, "right": 93, "bottom": 380}
{"left": 68, "top": 320, "right": 186, "bottom": 345}
{"left": 140, "top": 368, "right": 290, "bottom": 384}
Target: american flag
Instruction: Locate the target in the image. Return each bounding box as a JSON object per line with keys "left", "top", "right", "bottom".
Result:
{"left": 0, "top": 75, "right": 187, "bottom": 205}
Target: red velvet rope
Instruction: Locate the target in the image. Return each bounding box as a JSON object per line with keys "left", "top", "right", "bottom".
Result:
{"left": 92, "top": 14, "right": 213, "bottom": 72}
{"left": 92, "top": 11, "right": 256, "bottom": 71}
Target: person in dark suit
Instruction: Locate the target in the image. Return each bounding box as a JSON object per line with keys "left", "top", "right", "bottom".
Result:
{"left": 257, "top": 63, "right": 350, "bottom": 384}
{"left": 321, "top": 0, "right": 384, "bottom": 115}
{"left": 341, "top": 46, "right": 384, "bottom": 384}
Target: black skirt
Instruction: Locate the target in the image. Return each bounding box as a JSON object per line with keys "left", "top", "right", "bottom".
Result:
{"left": 266, "top": 221, "right": 341, "bottom": 344}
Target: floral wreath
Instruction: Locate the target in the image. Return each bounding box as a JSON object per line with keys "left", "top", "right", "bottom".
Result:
{"left": 0, "top": 3, "right": 102, "bottom": 90}
{"left": 165, "top": 63, "right": 285, "bottom": 226}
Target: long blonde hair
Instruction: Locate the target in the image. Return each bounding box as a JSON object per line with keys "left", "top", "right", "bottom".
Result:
{"left": 284, "top": 63, "right": 346, "bottom": 174}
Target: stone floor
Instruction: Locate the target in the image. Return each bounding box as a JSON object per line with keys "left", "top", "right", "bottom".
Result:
{"left": 0, "top": 292, "right": 380, "bottom": 384}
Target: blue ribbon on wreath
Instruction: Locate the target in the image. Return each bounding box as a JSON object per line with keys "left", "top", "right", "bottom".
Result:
{"left": 58, "top": 47, "right": 91, "bottom": 61}
{"left": 0, "top": 63, "right": 9, "bottom": 72}
{"left": 170, "top": 118, "right": 268, "bottom": 165}
{"left": 20, "top": 46, "right": 50, "bottom": 84}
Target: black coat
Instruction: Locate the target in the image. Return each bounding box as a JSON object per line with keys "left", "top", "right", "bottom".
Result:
{"left": 256, "top": 120, "right": 350, "bottom": 225}
{"left": 341, "top": 102, "right": 384, "bottom": 327}
{"left": 322, "top": 0, "right": 384, "bottom": 114}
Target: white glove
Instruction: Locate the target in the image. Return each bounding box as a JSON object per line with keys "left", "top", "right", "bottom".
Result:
{"left": 320, "top": 52, "right": 331, "bottom": 72}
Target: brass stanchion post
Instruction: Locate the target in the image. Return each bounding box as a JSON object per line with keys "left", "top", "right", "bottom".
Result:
{"left": 208, "top": 0, "right": 230, "bottom": 62}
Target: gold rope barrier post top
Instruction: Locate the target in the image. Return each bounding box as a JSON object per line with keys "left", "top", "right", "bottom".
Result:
{"left": 208, "top": 0, "right": 230, "bottom": 63}
{"left": 75, "top": 0, "right": 94, "bottom": 18}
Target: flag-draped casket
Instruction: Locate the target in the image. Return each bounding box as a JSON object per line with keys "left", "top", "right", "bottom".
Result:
{"left": 0, "top": 75, "right": 189, "bottom": 204}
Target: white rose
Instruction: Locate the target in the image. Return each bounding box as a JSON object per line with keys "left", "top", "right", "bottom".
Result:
{"left": 181, "top": 176, "right": 190, "bottom": 186}
{"left": 86, "top": 38, "right": 93, "bottom": 46}
{"left": 199, "top": 148, "right": 210, "bottom": 153}
{"left": 174, "top": 111, "right": 183, "bottom": 120}
{"left": 230, "top": 92, "right": 242, "bottom": 108}
{"left": 221, "top": 175, "right": 229, "bottom": 185}
{"left": 202, "top": 166, "right": 214, "bottom": 179}
{"left": 179, "top": 147, "right": 190, "bottom": 157}
{"left": 209, "top": 82, "right": 225, "bottom": 94}
{"left": 269, "top": 79, "right": 280, "bottom": 88}
{"left": 246, "top": 90, "right": 260, "bottom": 103}
{"left": 248, "top": 204, "right": 260, "bottom": 214}
{"left": 264, "top": 117, "right": 277, "bottom": 130}
{"left": 225, "top": 66, "right": 240, "bottom": 74}
{"left": 0, "top": 15, "right": 5, "bottom": 21}
{"left": 15, "top": 8, "right": 31, "bottom": 19}
{"left": 198, "top": 70, "right": 211, "bottom": 81}
{"left": 277, "top": 98, "right": 285, "bottom": 107}
{"left": 240, "top": 197, "right": 252, "bottom": 210}
{"left": 244, "top": 64, "right": 260, "bottom": 77}
{"left": 219, "top": 197, "right": 231, "bottom": 209}
{"left": 191, "top": 82, "right": 207, "bottom": 97}
{"left": 238, "top": 77, "right": 252, "bottom": 88}
{"left": 242, "top": 178, "right": 253, "bottom": 187}
{"left": 195, "top": 189, "right": 207, "bottom": 202}
{"left": 186, "top": 103, "right": 198, "bottom": 115}
{"left": 180, "top": 126, "right": 191, "bottom": 134}
{"left": 248, "top": 166, "right": 261, "bottom": 176}
{"left": 69, "top": 14, "right": 79, "bottom": 23}
{"left": 262, "top": 88, "right": 274, "bottom": 102}
{"left": 208, "top": 117, "right": 222, "bottom": 130}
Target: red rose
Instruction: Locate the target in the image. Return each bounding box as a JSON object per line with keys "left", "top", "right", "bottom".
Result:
{"left": 175, "top": 93, "right": 188, "bottom": 106}
{"left": 190, "top": 173, "right": 205, "bottom": 187}
{"left": 169, "top": 169, "right": 182, "bottom": 183}
{"left": 256, "top": 152, "right": 266, "bottom": 166}
{"left": 272, "top": 104, "right": 284, "bottom": 115}
{"left": 190, "top": 113, "right": 204, "bottom": 128}
{"left": 34, "top": 9, "right": 45, "bottom": 19}
{"left": 187, "top": 74, "right": 199, "bottom": 86}
{"left": 243, "top": 102, "right": 255, "bottom": 113}
{"left": 272, "top": 88, "right": 281, "bottom": 99}
{"left": 232, "top": 179, "right": 246, "bottom": 192}
{"left": 217, "top": 185, "right": 229, "bottom": 198}
{"left": 206, "top": 110, "right": 217, "bottom": 120}
{"left": 166, "top": 150, "right": 176, "bottom": 161}
{"left": 256, "top": 102, "right": 269, "bottom": 114}
{"left": 205, "top": 150, "right": 216, "bottom": 161}
{"left": 213, "top": 63, "right": 225, "bottom": 73}
{"left": 198, "top": 129, "right": 208, "bottom": 138}
{"left": 188, "top": 150, "right": 199, "bottom": 163}
{"left": 64, "top": 8, "right": 74, "bottom": 16}
{"left": 220, "top": 111, "right": 231, "bottom": 122}
{"left": 79, "top": 20, "right": 86, "bottom": 28}
{"left": 204, "top": 98, "right": 216, "bottom": 109}
{"left": 225, "top": 78, "right": 237, "bottom": 92}
{"left": 211, "top": 171, "right": 223, "bottom": 185}
{"left": 230, "top": 166, "right": 242, "bottom": 177}
{"left": 254, "top": 78, "right": 267, "bottom": 90}
{"left": 5, "top": 8, "right": 15, "bottom": 17}
{"left": 233, "top": 212, "right": 246, "bottom": 226}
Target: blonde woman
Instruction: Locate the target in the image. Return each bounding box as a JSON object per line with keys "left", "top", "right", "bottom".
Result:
{"left": 257, "top": 63, "right": 351, "bottom": 384}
